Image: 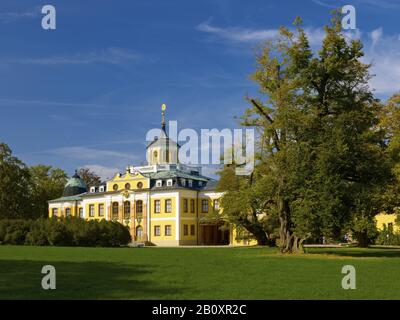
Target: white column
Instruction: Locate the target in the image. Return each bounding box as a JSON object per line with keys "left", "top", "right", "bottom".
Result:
{"left": 175, "top": 193, "right": 180, "bottom": 241}
{"left": 105, "top": 198, "right": 110, "bottom": 220}
{"left": 147, "top": 193, "right": 151, "bottom": 238}
{"left": 82, "top": 200, "right": 86, "bottom": 219}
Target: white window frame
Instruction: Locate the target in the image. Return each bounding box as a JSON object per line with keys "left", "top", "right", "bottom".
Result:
{"left": 99, "top": 186, "right": 104, "bottom": 192}
{"left": 165, "top": 225, "right": 172, "bottom": 236}
{"left": 154, "top": 200, "right": 161, "bottom": 213}
{"left": 89, "top": 204, "right": 95, "bottom": 217}
{"left": 90, "top": 186, "right": 96, "bottom": 193}
{"left": 156, "top": 180, "right": 162, "bottom": 187}
{"left": 167, "top": 179, "right": 173, "bottom": 187}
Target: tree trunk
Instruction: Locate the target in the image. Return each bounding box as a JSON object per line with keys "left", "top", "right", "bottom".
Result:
{"left": 247, "top": 224, "right": 269, "bottom": 246}
{"left": 356, "top": 232, "right": 369, "bottom": 248}
{"left": 278, "top": 199, "right": 304, "bottom": 254}
{"left": 238, "top": 217, "right": 269, "bottom": 246}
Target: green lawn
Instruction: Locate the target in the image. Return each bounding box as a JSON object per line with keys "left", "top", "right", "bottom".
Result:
{"left": 0, "top": 245, "right": 399, "bottom": 299}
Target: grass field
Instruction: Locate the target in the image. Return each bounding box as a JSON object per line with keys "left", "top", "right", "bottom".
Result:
{"left": 0, "top": 245, "right": 399, "bottom": 299}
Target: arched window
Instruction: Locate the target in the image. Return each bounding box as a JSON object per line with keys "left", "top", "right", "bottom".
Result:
{"left": 136, "top": 200, "right": 143, "bottom": 215}
{"left": 112, "top": 202, "right": 119, "bottom": 219}
{"left": 125, "top": 183, "right": 131, "bottom": 190}
{"left": 124, "top": 201, "right": 131, "bottom": 219}
{"left": 136, "top": 226, "right": 143, "bottom": 239}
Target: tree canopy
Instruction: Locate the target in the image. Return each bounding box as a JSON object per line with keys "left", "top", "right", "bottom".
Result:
{"left": 218, "top": 16, "right": 398, "bottom": 252}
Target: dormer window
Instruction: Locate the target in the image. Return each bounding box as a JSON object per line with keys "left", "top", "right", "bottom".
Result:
{"left": 181, "top": 179, "right": 186, "bottom": 186}
{"left": 156, "top": 180, "right": 162, "bottom": 187}
{"left": 99, "top": 186, "right": 104, "bottom": 192}
{"left": 90, "top": 186, "right": 96, "bottom": 193}
{"left": 167, "top": 179, "right": 173, "bottom": 187}
{"left": 188, "top": 180, "right": 193, "bottom": 187}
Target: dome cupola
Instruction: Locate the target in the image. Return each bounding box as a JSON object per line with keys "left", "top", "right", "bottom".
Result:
{"left": 146, "top": 104, "right": 179, "bottom": 165}
{"left": 62, "top": 170, "right": 88, "bottom": 197}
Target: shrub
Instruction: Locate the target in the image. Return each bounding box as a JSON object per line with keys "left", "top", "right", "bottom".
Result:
{"left": 0, "top": 219, "right": 32, "bottom": 245}
{"left": 0, "top": 217, "right": 131, "bottom": 247}
{"left": 375, "top": 224, "right": 400, "bottom": 246}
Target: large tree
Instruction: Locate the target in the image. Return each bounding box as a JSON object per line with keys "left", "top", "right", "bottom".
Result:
{"left": 77, "top": 167, "right": 102, "bottom": 187}
{"left": 0, "top": 143, "right": 31, "bottom": 219}
{"left": 219, "top": 15, "right": 393, "bottom": 252}
{"left": 216, "top": 165, "right": 279, "bottom": 246}
{"left": 29, "top": 165, "right": 68, "bottom": 218}
{"left": 380, "top": 93, "right": 400, "bottom": 218}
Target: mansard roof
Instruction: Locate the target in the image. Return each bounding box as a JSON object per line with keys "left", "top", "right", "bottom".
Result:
{"left": 48, "top": 194, "right": 85, "bottom": 203}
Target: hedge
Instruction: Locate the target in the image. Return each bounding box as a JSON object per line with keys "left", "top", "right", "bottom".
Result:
{"left": 0, "top": 217, "right": 131, "bottom": 247}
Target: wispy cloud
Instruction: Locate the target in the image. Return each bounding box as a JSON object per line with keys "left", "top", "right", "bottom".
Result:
{"left": 196, "top": 20, "right": 326, "bottom": 46}
{"left": 197, "top": 20, "right": 281, "bottom": 43}
{"left": 196, "top": 20, "right": 400, "bottom": 96}
{"left": 82, "top": 164, "right": 120, "bottom": 181}
{"left": 47, "top": 147, "right": 134, "bottom": 162}
{"left": 352, "top": 0, "right": 400, "bottom": 9}
{"left": 363, "top": 28, "right": 400, "bottom": 95}
{"left": 312, "top": 0, "right": 400, "bottom": 9}
{"left": 0, "top": 98, "right": 99, "bottom": 108}
{"left": 0, "top": 8, "right": 39, "bottom": 24}
{"left": 5, "top": 48, "right": 140, "bottom": 65}
{"left": 311, "top": 0, "right": 339, "bottom": 9}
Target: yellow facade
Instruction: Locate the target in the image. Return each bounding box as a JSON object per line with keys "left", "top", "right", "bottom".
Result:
{"left": 47, "top": 107, "right": 259, "bottom": 246}
{"left": 150, "top": 220, "right": 176, "bottom": 241}
{"left": 85, "top": 202, "right": 106, "bottom": 220}
{"left": 150, "top": 196, "right": 176, "bottom": 218}
{"left": 180, "top": 220, "right": 197, "bottom": 241}
{"left": 231, "top": 227, "right": 258, "bottom": 246}
{"left": 376, "top": 213, "right": 399, "bottom": 232}
{"left": 106, "top": 171, "right": 150, "bottom": 191}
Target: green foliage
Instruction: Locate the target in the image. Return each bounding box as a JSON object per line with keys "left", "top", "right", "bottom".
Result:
{"left": 29, "top": 165, "right": 68, "bottom": 218}
{"left": 0, "top": 143, "right": 31, "bottom": 219}
{"left": 217, "top": 165, "right": 279, "bottom": 245}
{"left": 375, "top": 224, "right": 400, "bottom": 246}
{"left": 0, "top": 142, "right": 69, "bottom": 219}
{"left": 77, "top": 167, "right": 102, "bottom": 187}
{"left": 0, "top": 218, "right": 131, "bottom": 247}
{"left": 219, "top": 15, "right": 395, "bottom": 252}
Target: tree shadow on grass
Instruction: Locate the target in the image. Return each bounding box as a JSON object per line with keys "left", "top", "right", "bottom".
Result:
{"left": 0, "top": 260, "right": 185, "bottom": 299}
{"left": 306, "top": 247, "right": 400, "bottom": 258}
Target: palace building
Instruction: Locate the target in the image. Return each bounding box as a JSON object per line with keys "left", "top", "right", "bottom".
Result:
{"left": 48, "top": 105, "right": 252, "bottom": 246}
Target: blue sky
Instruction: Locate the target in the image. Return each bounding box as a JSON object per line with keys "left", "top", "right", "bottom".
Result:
{"left": 1, "top": 0, "right": 399, "bottom": 179}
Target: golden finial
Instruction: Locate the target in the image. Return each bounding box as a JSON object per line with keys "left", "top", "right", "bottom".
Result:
{"left": 161, "top": 103, "right": 166, "bottom": 132}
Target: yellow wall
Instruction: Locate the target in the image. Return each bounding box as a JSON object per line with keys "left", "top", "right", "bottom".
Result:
{"left": 150, "top": 196, "right": 176, "bottom": 218}
{"left": 49, "top": 205, "right": 79, "bottom": 218}
{"left": 231, "top": 227, "right": 258, "bottom": 246}
{"left": 85, "top": 202, "right": 106, "bottom": 220}
{"left": 180, "top": 220, "right": 197, "bottom": 241}
{"left": 181, "top": 197, "right": 197, "bottom": 217}
{"left": 198, "top": 196, "right": 221, "bottom": 217}
{"left": 107, "top": 171, "right": 150, "bottom": 192}
{"left": 150, "top": 219, "right": 175, "bottom": 241}
{"left": 376, "top": 213, "right": 399, "bottom": 232}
